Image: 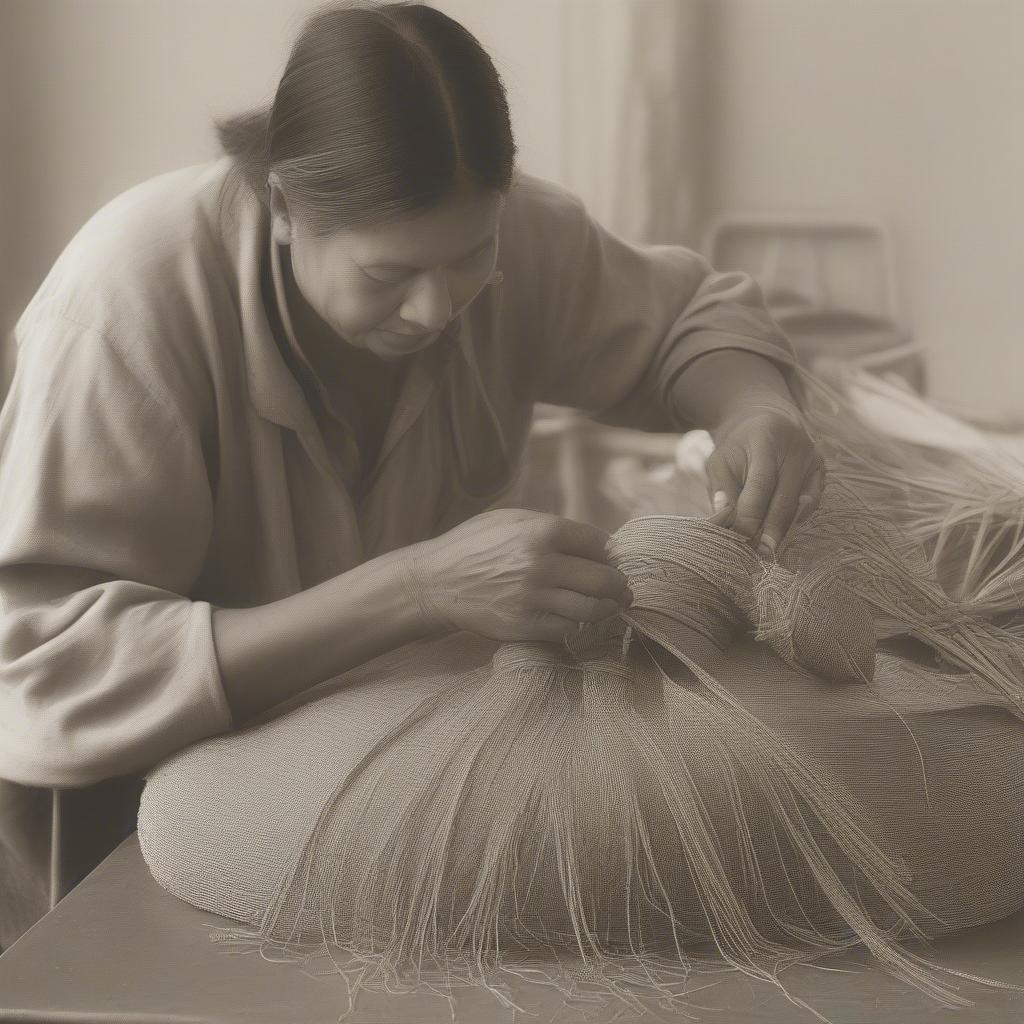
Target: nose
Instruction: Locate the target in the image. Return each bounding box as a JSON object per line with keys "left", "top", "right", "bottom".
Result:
{"left": 398, "top": 269, "right": 452, "bottom": 332}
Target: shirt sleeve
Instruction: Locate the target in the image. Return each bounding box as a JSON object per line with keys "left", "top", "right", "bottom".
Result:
{"left": 529, "top": 184, "right": 803, "bottom": 432}
{"left": 0, "top": 311, "right": 233, "bottom": 788}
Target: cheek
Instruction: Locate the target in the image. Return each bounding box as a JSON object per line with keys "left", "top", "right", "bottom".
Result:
{"left": 291, "top": 250, "right": 334, "bottom": 317}
{"left": 298, "top": 259, "right": 390, "bottom": 328}
{"left": 449, "top": 269, "right": 494, "bottom": 312}
{"left": 340, "top": 285, "right": 405, "bottom": 328}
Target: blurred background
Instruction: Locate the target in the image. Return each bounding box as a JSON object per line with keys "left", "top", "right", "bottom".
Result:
{"left": 1, "top": 0, "right": 1021, "bottom": 526}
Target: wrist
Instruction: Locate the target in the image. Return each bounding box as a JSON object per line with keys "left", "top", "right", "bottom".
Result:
{"left": 397, "top": 542, "right": 449, "bottom": 632}
{"left": 709, "top": 385, "right": 803, "bottom": 437}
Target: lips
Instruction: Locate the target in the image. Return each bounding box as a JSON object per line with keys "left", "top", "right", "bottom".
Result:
{"left": 381, "top": 328, "right": 443, "bottom": 345}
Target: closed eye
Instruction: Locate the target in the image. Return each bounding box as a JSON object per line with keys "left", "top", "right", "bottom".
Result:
{"left": 363, "top": 268, "right": 413, "bottom": 286}
{"left": 362, "top": 237, "right": 497, "bottom": 286}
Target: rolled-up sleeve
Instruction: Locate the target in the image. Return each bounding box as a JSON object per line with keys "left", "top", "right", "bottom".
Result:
{"left": 0, "top": 311, "right": 232, "bottom": 788}
{"left": 529, "top": 185, "right": 801, "bottom": 432}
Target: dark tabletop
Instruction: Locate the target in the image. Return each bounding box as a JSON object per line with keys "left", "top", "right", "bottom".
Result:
{"left": 1, "top": 833, "right": 1023, "bottom": 1024}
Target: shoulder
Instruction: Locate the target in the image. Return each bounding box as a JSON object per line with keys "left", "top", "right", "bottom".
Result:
{"left": 19, "top": 158, "right": 235, "bottom": 329}
{"left": 502, "top": 169, "right": 588, "bottom": 237}
{"left": 14, "top": 158, "right": 244, "bottom": 418}
{"left": 496, "top": 169, "right": 592, "bottom": 299}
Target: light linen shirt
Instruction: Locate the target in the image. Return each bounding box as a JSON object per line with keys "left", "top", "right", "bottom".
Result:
{"left": 0, "top": 157, "right": 797, "bottom": 791}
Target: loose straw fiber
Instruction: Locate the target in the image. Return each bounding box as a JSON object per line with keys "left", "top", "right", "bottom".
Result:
{"left": 138, "top": 384, "right": 1024, "bottom": 1022}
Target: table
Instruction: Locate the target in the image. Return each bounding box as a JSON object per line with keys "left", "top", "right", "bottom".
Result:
{"left": 1, "top": 834, "right": 1023, "bottom": 1023}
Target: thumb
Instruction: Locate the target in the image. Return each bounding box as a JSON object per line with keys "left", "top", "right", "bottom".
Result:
{"left": 705, "top": 449, "right": 741, "bottom": 526}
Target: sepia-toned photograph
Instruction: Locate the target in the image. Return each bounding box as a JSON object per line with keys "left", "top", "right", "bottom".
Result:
{"left": 0, "top": 1, "right": 1022, "bottom": 1021}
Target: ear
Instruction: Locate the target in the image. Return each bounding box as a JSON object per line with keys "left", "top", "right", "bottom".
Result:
{"left": 267, "top": 173, "right": 293, "bottom": 245}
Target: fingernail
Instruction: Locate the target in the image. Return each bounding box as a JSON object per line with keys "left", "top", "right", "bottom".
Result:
{"left": 796, "top": 494, "right": 815, "bottom": 522}
{"left": 623, "top": 587, "right": 635, "bottom": 608}
{"left": 757, "top": 537, "right": 777, "bottom": 559}
{"left": 712, "top": 490, "right": 730, "bottom": 513}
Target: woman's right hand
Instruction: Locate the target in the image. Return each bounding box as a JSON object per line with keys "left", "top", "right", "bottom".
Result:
{"left": 403, "top": 509, "right": 633, "bottom": 644}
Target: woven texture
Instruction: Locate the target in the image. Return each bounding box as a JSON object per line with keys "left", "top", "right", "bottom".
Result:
{"left": 138, "top": 461, "right": 1024, "bottom": 1020}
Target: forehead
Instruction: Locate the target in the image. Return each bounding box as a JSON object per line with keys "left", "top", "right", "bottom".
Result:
{"left": 338, "top": 191, "right": 506, "bottom": 265}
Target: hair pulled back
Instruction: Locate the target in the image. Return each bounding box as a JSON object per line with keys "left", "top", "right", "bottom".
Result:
{"left": 216, "top": 1, "right": 517, "bottom": 234}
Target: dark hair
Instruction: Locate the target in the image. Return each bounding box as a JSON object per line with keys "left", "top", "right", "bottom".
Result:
{"left": 216, "top": 0, "right": 517, "bottom": 234}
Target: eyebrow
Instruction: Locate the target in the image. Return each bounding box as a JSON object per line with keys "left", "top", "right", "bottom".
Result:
{"left": 361, "top": 234, "right": 496, "bottom": 272}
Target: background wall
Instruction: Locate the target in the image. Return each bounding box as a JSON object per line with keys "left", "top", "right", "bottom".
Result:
{"left": 1, "top": 0, "right": 1020, "bottom": 416}
{"left": 705, "top": 0, "right": 1023, "bottom": 420}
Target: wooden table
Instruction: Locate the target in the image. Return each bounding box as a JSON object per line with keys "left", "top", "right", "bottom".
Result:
{"left": 1, "top": 834, "right": 1023, "bottom": 1023}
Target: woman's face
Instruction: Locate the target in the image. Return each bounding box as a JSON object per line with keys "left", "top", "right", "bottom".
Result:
{"left": 269, "top": 179, "right": 505, "bottom": 360}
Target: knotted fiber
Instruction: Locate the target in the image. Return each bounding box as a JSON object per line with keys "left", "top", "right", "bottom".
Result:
{"left": 138, "top": 459, "right": 1024, "bottom": 1021}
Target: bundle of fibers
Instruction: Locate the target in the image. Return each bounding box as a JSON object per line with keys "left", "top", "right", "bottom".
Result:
{"left": 138, "top": 496, "right": 1024, "bottom": 1022}
{"left": 802, "top": 368, "right": 1024, "bottom": 621}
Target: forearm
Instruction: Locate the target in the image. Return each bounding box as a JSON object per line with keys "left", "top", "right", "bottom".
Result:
{"left": 668, "top": 349, "right": 801, "bottom": 438}
{"left": 212, "top": 544, "right": 442, "bottom": 726}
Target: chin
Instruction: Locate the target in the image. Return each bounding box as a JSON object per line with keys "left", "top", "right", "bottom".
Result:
{"left": 371, "top": 347, "right": 407, "bottom": 362}
{"left": 369, "top": 330, "right": 440, "bottom": 359}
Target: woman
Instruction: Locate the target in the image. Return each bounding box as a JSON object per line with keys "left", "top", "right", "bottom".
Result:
{"left": 0, "top": 1, "right": 819, "bottom": 941}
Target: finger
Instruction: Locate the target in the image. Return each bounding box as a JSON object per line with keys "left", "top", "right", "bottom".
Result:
{"left": 796, "top": 462, "right": 827, "bottom": 522}
{"left": 537, "top": 589, "right": 625, "bottom": 624}
{"left": 705, "top": 449, "right": 741, "bottom": 526}
{"left": 704, "top": 450, "right": 745, "bottom": 528}
{"left": 529, "top": 612, "right": 582, "bottom": 645}
{"left": 756, "top": 457, "right": 812, "bottom": 556}
{"left": 707, "top": 507, "right": 734, "bottom": 527}
{"left": 539, "top": 554, "right": 631, "bottom": 601}
{"left": 543, "top": 517, "right": 614, "bottom": 561}
{"left": 730, "top": 445, "right": 779, "bottom": 540}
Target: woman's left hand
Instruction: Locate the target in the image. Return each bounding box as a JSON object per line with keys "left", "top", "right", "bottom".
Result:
{"left": 704, "top": 404, "right": 825, "bottom": 558}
